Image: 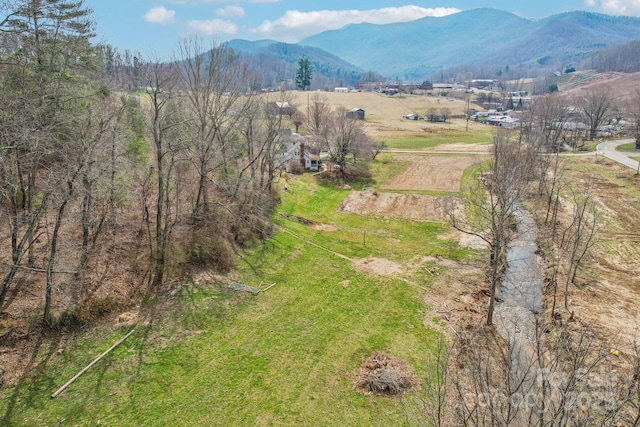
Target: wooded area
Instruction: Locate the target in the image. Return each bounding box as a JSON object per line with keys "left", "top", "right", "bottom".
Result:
{"left": 0, "top": 0, "right": 294, "bottom": 326}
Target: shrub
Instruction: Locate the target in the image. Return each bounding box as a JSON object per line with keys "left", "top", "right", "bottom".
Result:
{"left": 47, "top": 308, "right": 85, "bottom": 330}
{"left": 289, "top": 162, "right": 305, "bottom": 175}
{"left": 88, "top": 295, "right": 118, "bottom": 318}
{"left": 188, "top": 234, "right": 235, "bottom": 273}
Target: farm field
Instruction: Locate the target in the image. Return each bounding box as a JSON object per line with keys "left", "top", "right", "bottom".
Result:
{"left": 288, "top": 90, "right": 494, "bottom": 147}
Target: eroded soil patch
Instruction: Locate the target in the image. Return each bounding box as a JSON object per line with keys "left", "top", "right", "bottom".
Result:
{"left": 338, "top": 191, "right": 461, "bottom": 221}
{"left": 384, "top": 155, "right": 485, "bottom": 192}
{"left": 353, "top": 257, "right": 403, "bottom": 276}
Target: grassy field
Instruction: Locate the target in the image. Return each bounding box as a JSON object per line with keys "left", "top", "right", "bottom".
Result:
{"left": 0, "top": 170, "right": 474, "bottom": 425}
{"left": 385, "top": 125, "right": 493, "bottom": 149}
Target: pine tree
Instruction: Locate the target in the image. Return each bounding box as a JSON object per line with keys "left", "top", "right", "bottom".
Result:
{"left": 295, "top": 57, "right": 313, "bottom": 90}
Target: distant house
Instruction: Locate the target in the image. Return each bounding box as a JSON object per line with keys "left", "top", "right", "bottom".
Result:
{"left": 355, "top": 82, "right": 383, "bottom": 91}
{"left": 405, "top": 113, "right": 419, "bottom": 120}
{"left": 467, "top": 79, "right": 495, "bottom": 89}
{"left": 278, "top": 140, "right": 321, "bottom": 172}
{"left": 346, "top": 108, "right": 365, "bottom": 120}
{"left": 334, "top": 87, "right": 349, "bottom": 93}
{"left": 267, "top": 101, "right": 295, "bottom": 117}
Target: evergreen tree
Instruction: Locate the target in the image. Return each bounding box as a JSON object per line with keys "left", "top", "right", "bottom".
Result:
{"left": 295, "top": 57, "right": 313, "bottom": 90}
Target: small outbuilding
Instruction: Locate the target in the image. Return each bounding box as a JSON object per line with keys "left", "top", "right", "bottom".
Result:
{"left": 346, "top": 108, "right": 365, "bottom": 120}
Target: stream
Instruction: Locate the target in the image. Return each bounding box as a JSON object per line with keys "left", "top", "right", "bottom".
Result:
{"left": 493, "top": 203, "right": 544, "bottom": 411}
{"left": 497, "top": 204, "right": 543, "bottom": 318}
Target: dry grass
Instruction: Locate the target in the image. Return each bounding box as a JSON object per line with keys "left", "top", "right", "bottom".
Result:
{"left": 288, "top": 91, "right": 475, "bottom": 141}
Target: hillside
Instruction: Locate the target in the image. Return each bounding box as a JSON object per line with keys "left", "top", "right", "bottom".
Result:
{"left": 298, "top": 8, "right": 640, "bottom": 80}
{"left": 226, "top": 40, "right": 363, "bottom": 88}
{"left": 224, "top": 9, "right": 640, "bottom": 85}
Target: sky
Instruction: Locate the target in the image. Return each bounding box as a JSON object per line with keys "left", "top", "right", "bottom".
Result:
{"left": 83, "top": 0, "right": 640, "bottom": 59}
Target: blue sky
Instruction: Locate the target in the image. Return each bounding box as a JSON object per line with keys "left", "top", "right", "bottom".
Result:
{"left": 83, "top": 0, "right": 640, "bottom": 59}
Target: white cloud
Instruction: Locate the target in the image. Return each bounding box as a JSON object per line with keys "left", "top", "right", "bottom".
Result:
{"left": 250, "top": 6, "right": 461, "bottom": 42}
{"left": 216, "top": 5, "right": 245, "bottom": 18}
{"left": 143, "top": 6, "right": 176, "bottom": 24}
{"left": 187, "top": 19, "right": 238, "bottom": 36}
{"left": 586, "top": 0, "right": 640, "bottom": 14}
{"left": 169, "top": 0, "right": 278, "bottom": 3}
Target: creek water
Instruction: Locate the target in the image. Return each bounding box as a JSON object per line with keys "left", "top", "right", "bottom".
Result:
{"left": 499, "top": 205, "right": 544, "bottom": 315}
{"left": 495, "top": 204, "right": 543, "bottom": 343}
{"left": 493, "top": 204, "right": 544, "bottom": 411}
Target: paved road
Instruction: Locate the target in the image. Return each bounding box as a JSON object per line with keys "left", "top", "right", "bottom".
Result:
{"left": 596, "top": 138, "right": 639, "bottom": 171}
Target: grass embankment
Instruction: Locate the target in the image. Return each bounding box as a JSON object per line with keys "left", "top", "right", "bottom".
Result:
{"left": 1, "top": 169, "right": 472, "bottom": 426}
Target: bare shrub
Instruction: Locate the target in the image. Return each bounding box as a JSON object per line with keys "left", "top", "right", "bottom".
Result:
{"left": 182, "top": 216, "right": 236, "bottom": 274}
{"left": 289, "top": 162, "right": 304, "bottom": 175}
{"left": 354, "top": 352, "right": 419, "bottom": 396}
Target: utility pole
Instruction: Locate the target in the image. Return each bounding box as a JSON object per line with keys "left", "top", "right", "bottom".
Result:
{"left": 465, "top": 95, "right": 470, "bottom": 132}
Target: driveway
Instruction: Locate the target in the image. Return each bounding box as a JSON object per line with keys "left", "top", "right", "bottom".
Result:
{"left": 596, "top": 138, "right": 639, "bottom": 171}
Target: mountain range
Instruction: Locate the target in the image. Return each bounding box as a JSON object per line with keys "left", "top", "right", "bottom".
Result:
{"left": 227, "top": 8, "right": 640, "bottom": 83}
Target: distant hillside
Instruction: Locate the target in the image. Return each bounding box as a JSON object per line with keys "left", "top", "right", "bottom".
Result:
{"left": 225, "top": 40, "right": 363, "bottom": 89}
{"left": 590, "top": 39, "right": 640, "bottom": 73}
{"left": 298, "top": 8, "right": 640, "bottom": 80}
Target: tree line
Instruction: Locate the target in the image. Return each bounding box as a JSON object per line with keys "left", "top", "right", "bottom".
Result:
{"left": 0, "top": 0, "right": 319, "bottom": 326}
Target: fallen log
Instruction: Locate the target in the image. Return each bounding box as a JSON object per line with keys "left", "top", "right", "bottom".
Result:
{"left": 262, "top": 283, "right": 277, "bottom": 292}
{"left": 51, "top": 327, "right": 136, "bottom": 399}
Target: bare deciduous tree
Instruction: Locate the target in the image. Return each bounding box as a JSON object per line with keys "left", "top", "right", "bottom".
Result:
{"left": 440, "top": 107, "right": 451, "bottom": 123}
{"left": 579, "top": 89, "right": 614, "bottom": 141}
{"left": 451, "top": 130, "right": 533, "bottom": 325}
{"left": 628, "top": 89, "right": 640, "bottom": 149}
{"left": 407, "top": 321, "right": 640, "bottom": 426}
{"left": 177, "top": 37, "right": 254, "bottom": 217}
{"left": 323, "top": 107, "right": 373, "bottom": 176}
{"left": 142, "top": 59, "right": 187, "bottom": 289}
{"left": 306, "top": 92, "right": 331, "bottom": 148}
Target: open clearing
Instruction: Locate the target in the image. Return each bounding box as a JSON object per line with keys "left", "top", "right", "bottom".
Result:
{"left": 555, "top": 156, "right": 640, "bottom": 344}
{"left": 337, "top": 154, "right": 483, "bottom": 222}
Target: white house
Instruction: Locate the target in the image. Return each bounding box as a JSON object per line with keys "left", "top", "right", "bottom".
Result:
{"left": 278, "top": 139, "right": 321, "bottom": 172}
{"left": 334, "top": 87, "right": 349, "bottom": 93}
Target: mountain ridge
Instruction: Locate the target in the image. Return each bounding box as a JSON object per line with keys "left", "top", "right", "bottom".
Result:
{"left": 227, "top": 8, "right": 640, "bottom": 83}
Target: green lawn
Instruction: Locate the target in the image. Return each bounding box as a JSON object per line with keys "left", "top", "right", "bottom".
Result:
{"left": 386, "top": 127, "right": 492, "bottom": 149}
{"left": 1, "top": 163, "right": 475, "bottom": 426}
{"left": 617, "top": 142, "right": 639, "bottom": 153}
